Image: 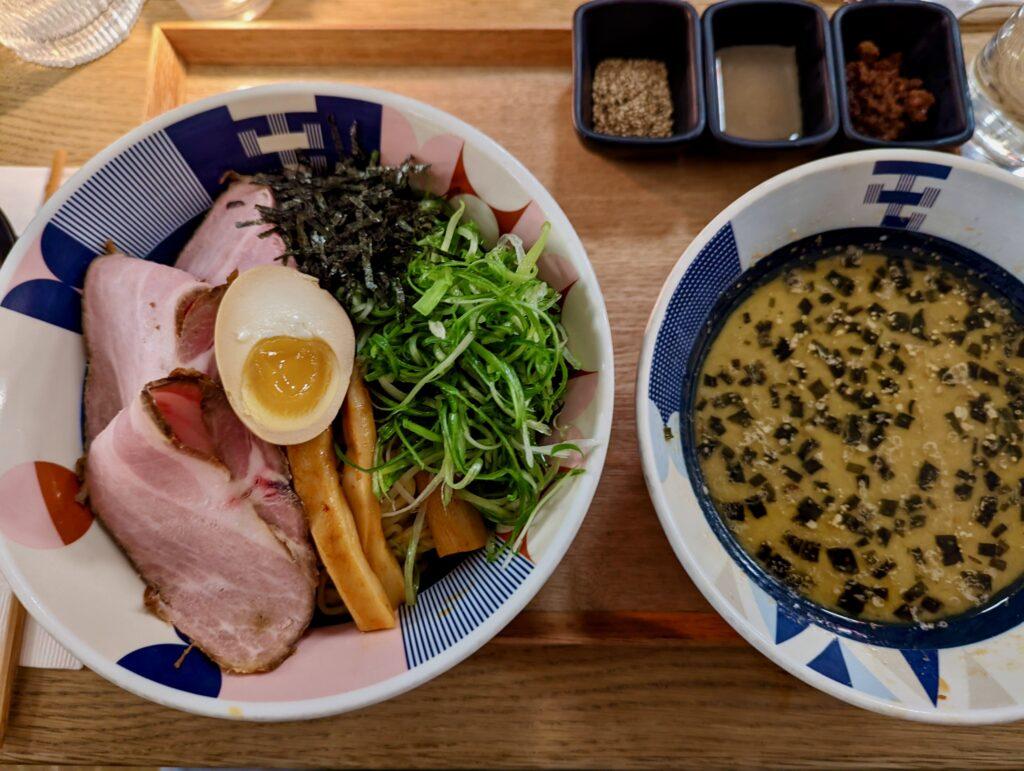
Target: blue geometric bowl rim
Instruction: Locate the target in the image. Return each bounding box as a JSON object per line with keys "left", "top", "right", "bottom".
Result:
{"left": 636, "top": 148, "right": 1024, "bottom": 724}
{"left": 0, "top": 81, "right": 615, "bottom": 722}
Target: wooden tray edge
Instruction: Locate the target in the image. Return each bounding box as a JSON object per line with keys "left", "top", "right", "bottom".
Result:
{"left": 145, "top": 22, "right": 573, "bottom": 121}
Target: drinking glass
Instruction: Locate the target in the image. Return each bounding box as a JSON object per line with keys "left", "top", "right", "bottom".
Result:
{"left": 176, "top": 0, "right": 272, "bottom": 21}
{"left": 968, "top": 6, "right": 1024, "bottom": 172}
{"left": 0, "top": 0, "right": 143, "bottom": 68}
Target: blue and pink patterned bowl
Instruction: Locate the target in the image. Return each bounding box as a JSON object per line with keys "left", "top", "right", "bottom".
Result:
{"left": 0, "top": 83, "right": 614, "bottom": 720}
{"left": 638, "top": 149, "right": 1024, "bottom": 723}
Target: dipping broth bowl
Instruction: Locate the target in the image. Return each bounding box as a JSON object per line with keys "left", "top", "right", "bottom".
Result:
{"left": 638, "top": 149, "right": 1024, "bottom": 723}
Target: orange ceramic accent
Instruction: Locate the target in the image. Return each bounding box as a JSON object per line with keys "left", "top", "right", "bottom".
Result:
{"left": 35, "top": 461, "right": 92, "bottom": 545}
{"left": 447, "top": 148, "right": 528, "bottom": 235}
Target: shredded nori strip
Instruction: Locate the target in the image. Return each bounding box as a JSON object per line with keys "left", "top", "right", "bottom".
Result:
{"left": 782, "top": 465, "right": 803, "bottom": 483}
{"left": 696, "top": 439, "right": 718, "bottom": 459}
{"left": 902, "top": 581, "right": 927, "bottom": 602}
{"left": 795, "top": 497, "right": 823, "bottom": 523}
{"left": 774, "top": 423, "right": 798, "bottom": 442}
{"left": 837, "top": 581, "right": 868, "bottom": 616}
{"left": 787, "top": 394, "right": 804, "bottom": 418}
{"left": 746, "top": 499, "right": 768, "bottom": 519}
{"left": 772, "top": 337, "right": 793, "bottom": 361}
{"left": 785, "top": 533, "right": 821, "bottom": 562}
{"left": 917, "top": 461, "right": 939, "bottom": 490}
{"left": 976, "top": 496, "right": 998, "bottom": 527}
{"left": 827, "top": 547, "right": 858, "bottom": 574}
{"left": 936, "top": 534, "right": 963, "bottom": 565}
{"left": 727, "top": 408, "right": 753, "bottom": 427}
{"left": 921, "top": 596, "right": 943, "bottom": 613}
{"left": 722, "top": 502, "right": 745, "bottom": 521}
{"left": 954, "top": 483, "right": 974, "bottom": 501}
{"left": 871, "top": 558, "right": 896, "bottom": 579}
{"left": 248, "top": 121, "right": 438, "bottom": 317}
{"left": 894, "top": 603, "right": 914, "bottom": 621}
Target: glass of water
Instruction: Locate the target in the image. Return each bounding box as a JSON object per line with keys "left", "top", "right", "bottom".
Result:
{"left": 176, "top": 0, "right": 272, "bottom": 21}
{"left": 0, "top": 0, "right": 143, "bottom": 68}
{"left": 968, "top": 7, "right": 1024, "bottom": 172}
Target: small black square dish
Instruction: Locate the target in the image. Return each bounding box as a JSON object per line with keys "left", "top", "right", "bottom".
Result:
{"left": 833, "top": 0, "right": 974, "bottom": 148}
{"left": 703, "top": 0, "right": 838, "bottom": 150}
{"left": 573, "top": 0, "right": 705, "bottom": 151}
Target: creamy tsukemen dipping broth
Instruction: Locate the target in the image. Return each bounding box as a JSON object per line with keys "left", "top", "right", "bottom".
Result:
{"left": 694, "top": 249, "right": 1024, "bottom": 623}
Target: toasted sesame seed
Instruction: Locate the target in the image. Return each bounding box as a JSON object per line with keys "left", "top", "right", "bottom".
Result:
{"left": 591, "top": 58, "right": 673, "bottom": 138}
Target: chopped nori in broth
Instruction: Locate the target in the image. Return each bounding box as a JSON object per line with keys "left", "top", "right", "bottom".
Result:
{"left": 696, "top": 249, "right": 1024, "bottom": 623}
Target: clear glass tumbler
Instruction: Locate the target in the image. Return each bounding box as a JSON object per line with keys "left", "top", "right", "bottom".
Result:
{"left": 968, "top": 7, "right": 1024, "bottom": 171}
{"left": 0, "top": 0, "right": 143, "bottom": 68}
{"left": 176, "top": 0, "right": 272, "bottom": 21}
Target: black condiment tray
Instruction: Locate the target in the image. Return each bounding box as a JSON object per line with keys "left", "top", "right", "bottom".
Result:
{"left": 572, "top": 0, "right": 975, "bottom": 152}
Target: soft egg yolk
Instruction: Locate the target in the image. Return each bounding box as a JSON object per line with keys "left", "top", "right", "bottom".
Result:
{"left": 241, "top": 336, "right": 335, "bottom": 419}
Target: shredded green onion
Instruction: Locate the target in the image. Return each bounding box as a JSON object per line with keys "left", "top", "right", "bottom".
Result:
{"left": 358, "top": 208, "right": 580, "bottom": 563}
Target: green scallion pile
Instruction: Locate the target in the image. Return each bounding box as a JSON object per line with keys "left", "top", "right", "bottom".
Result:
{"left": 357, "top": 203, "right": 583, "bottom": 559}
{"left": 254, "top": 134, "right": 587, "bottom": 597}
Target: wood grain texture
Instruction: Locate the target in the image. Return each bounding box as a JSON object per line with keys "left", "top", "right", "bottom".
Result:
{"left": 144, "top": 26, "right": 186, "bottom": 121}
{"left": 1, "top": 2, "right": 1022, "bottom": 766}
{"left": 497, "top": 610, "right": 740, "bottom": 644}
{"left": 160, "top": 23, "right": 571, "bottom": 66}
{"left": 8, "top": 646, "right": 1024, "bottom": 768}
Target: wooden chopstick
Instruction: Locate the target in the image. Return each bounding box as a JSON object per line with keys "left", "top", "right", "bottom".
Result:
{"left": 0, "top": 149, "right": 67, "bottom": 747}
{"left": 0, "top": 599, "right": 26, "bottom": 746}
{"left": 44, "top": 149, "right": 66, "bottom": 200}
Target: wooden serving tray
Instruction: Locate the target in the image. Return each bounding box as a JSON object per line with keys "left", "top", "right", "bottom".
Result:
{"left": 142, "top": 20, "right": 998, "bottom": 647}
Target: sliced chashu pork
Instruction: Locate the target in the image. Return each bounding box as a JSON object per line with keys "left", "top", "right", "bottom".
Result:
{"left": 201, "top": 384, "right": 316, "bottom": 578}
{"left": 175, "top": 179, "right": 288, "bottom": 285}
{"left": 85, "top": 372, "right": 316, "bottom": 673}
{"left": 82, "top": 254, "right": 223, "bottom": 445}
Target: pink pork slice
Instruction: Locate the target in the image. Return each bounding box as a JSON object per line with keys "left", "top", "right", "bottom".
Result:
{"left": 85, "top": 372, "right": 316, "bottom": 674}
{"left": 175, "top": 180, "right": 288, "bottom": 285}
{"left": 82, "top": 253, "right": 224, "bottom": 445}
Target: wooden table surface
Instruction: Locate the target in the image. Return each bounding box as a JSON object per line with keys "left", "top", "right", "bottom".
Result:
{"left": 2, "top": 1, "right": 1024, "bottom": 767}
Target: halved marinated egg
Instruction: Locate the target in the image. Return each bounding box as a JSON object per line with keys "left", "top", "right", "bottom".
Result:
{"left": 214, "top": 265, "right": 355, "bottom": 445}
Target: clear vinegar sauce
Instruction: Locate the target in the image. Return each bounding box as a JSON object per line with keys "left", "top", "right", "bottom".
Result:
{"left": 694, "top": 250, "right": 1024, "bottom": 623}
{"left": 716, "top": 45, "right": 803, "bottom": 141}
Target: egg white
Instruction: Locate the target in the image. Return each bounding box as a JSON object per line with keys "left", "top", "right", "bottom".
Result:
{"left": 214, "top": 265, "right": 355, "bottom": 445}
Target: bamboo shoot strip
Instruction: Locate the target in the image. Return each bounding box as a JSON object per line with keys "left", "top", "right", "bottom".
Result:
{"left": 342, "top": 368, "right": 406, "bottom": 608}
{"left": 288, "top": 430, "right": 395, "bottom": 632}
